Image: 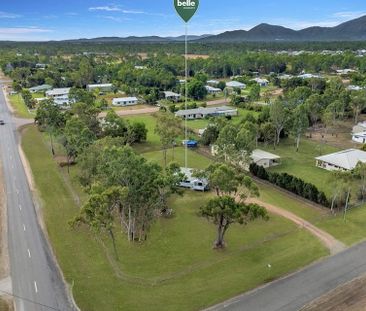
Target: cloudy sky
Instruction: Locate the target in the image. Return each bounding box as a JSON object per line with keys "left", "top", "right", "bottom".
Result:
{"left": 0, "top": 0, "right": 366, "bottom": 41}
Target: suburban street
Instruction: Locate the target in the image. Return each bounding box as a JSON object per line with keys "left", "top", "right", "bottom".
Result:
{"left": 206, "top": 241, "right": 366, "bottom": 311}
{"left": 0, "top": 83, "right": 74, "bottom": 311}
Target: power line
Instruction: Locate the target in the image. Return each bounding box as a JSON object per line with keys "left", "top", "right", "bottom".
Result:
{"left": 0, "top": 289, "right": 71, "bottom": 311}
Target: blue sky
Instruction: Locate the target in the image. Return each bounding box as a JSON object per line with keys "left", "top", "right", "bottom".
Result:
{"left": 1, "top": 0, "right": 366, "bottom": 41}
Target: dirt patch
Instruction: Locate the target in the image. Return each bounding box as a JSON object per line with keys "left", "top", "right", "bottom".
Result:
{"left": 183, "top": 54, "right": 210, "bottom": 60}
{"left": 301, "top": 274, "right": 366, "bottom": 311}
{"left": 247, "top": 198, "right": 346, "bottom": 255}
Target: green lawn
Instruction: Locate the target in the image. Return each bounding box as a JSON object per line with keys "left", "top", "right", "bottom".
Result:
{"left": 122, "top": 114, "right": 161, "bottom": 153}
{"left": 143, "top": 147, "right": 212, "bottom": 169}
{"left": 31, "top": 92, "right": 45, "bottom": 99}
{"left": 21, "top": 125, "right": 328, "bottom": 311}
{"left": 258, "top": 182, "right": 328, "bottom": 223}
{"left": 8, "top": 94, "right": 34, "bottom": 119}
{"left": 261, "top": 138, "right": 340, "bottom": 196}
{"left": 317, "top": 205, "right": 366, "bottom": 245}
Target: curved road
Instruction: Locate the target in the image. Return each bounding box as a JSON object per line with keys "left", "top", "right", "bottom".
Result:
{"left": 0, "top": 84, "right": 74, "bottom": 311}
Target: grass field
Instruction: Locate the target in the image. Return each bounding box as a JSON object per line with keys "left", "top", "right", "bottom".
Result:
{"left": 143, "top": 147, "right": 212, "bottom": 169}
{"left": 21, "top": 125, "right": 328, "bottom": 311}
{"left": 8, "top": 94, "right": 34, "bottom": 119}
{"left": 261, "top": 138, "right": 340, "bottom": 196}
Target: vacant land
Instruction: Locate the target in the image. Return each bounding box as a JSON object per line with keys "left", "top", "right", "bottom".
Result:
{"left": 21, "top": 125, "right": 328, "bottom": 311}
{"left": 8, "top": 94, "right": 33, "bottom": 119}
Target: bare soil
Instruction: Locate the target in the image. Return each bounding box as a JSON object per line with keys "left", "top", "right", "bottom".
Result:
{"left": 301, "top": 275, "right": 366, "bottom": 311}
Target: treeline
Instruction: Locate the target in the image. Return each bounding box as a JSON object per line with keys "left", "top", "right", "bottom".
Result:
{"left": 249, "top": 163, "right": 329, "bottom": 207}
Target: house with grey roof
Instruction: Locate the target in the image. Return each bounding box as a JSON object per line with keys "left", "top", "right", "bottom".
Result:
{"left": 226, "top": 81, "right": 246, "bottom": 89}
{"left": 46, "top": 88, "right": 71, "bottom": 98}
{"left": 175, "top": 106, "right": 237, "bottom": 120}
{"left": 315, "top": 149, "right": 366, "bottom": 171}
{"left": 29, "top": 84, "right": 52, "bottom": 93}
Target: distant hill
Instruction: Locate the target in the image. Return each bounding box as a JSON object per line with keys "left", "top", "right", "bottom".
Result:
{"left": 55, "top": 15, "right": 366, "bottom": 43}
{"left": 200, "top": 15, "right": 366, "bottom": 42}
{"left": 65, "top": 34, "right": 213, "bottom": 43}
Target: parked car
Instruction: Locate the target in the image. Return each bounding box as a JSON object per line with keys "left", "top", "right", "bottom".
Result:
{"left": 0, "top": 120, "right": 5, "bottom": 125}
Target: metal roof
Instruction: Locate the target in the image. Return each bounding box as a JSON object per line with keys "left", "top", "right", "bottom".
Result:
{"left": 315, "top": 149, "right": 366, "bottom": 170}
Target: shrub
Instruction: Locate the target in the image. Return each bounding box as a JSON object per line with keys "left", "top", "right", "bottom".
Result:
{"left": 250, "top": 163, "right": 329, "bottom": 208}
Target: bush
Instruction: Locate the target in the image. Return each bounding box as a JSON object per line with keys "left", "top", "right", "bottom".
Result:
{"left": 250, "top": 163, "right": 329, "bottom": 207}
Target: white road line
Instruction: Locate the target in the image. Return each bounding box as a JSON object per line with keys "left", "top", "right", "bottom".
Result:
{"left": 27, "top": 249, "right": 31, "bottom": 258}
{"left": 23, "top": 224, "right": 26, "bottom": 231}
{"left": 16, "top": 189, "right": 19, "bottom": 194}
{"left": 18, "top": 204, "right": 22, "bottom": 211}
{"left": 34, "top": 281, "right": 38, "bottom": 293}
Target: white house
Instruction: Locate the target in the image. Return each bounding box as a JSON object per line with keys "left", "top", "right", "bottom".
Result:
{"left": 53, "top": 95, "right": 74, "bottom": 108}
{"left": 336, "top": 69, "right": 356, "bottom": 75}
{"left": 226, "top": 81, "right": 246, "bottom": 89}
{"left": 251, "top": 149, "right": 281, "bottom": 168}
{"left": 29, "top": 84, "right": 52, "bottom": 93}
{"left": 207, "top": 79, "right": 220, "bottom": 86}
{"left": 175, "top": 106, "right": 238, "bottom": 120}
{"left": 179, "top": 168, "right": 209, "bottom": 191}
{"left": 297, "top": 73, "right": 322, "bottom": 79}
{"left": 347, "top": 85, "right": 364, "bottom": 91}
{"left": 205, "top": 85, "right": 222, "bottom": 94}
{"left": 252, "top": 78, "right": 269, "bottom": 87}
{"left": 46, "top": 88, "right": 71, "bottom": 98}
{"left": 353, "top": 121, "right": 366, "bottom": 134}
{"left": 352, "top": 132, "right": 366, "bottom": 144}
{"left": 315, "top": 149, "right": 366, "bottom": 171}
{"left": 134, "top": 65, "right": 147, "bottom": 70}
{"left": 87, "top": 83, "right": 113, "bottom": 92}
{"left": 35, "top": 63, "right": 46, "bottom": 69}
{"left": 163, "top": 91, "right": 181, "bottom": 102}
{"left": 112, "top": 97, "right": 138, "bottom": 106}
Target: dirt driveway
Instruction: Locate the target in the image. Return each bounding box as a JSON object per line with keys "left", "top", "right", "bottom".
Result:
{"left": 247, "top": 198, "right": 346, "bottom": 255}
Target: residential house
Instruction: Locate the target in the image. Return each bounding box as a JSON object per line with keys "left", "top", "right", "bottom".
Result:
{"left": 353, "top": 121, "right": 366, "bottom": 134}
{"left": 347, "top": 85, "right": 364, "bottom": 91}
{"left": 46, "top": 88, "right": 71, "bottom": 98}
{"left": 175, "top": 106, "right": 238, "bottom": 120}
{"left": 251, "top": 149, "right": 281, "bottom": 168}
{"left": 207, "top": 79, "right": 220, "bottom": 86}
{"left": 226, "top": 81, "right": 246, "bottom": 89}
{"left": 35, "top": 63, "right": 46, "bottom": 69}
{"left": 252, "top": 78, "right": 269, "bottom": 87}
{"left": 29, "top": 84, "right": 52, "bottom": 93}
{"left": 297, "top": 73, "right": 322, "bottom": 79}
{"left": 112, "top": 97, "right": 138, "bottom": 106}
{"left": 336, "top": 69, "right": 357, "bottom": 75}
{"left": 315, "top": 149, "right": 366, "bottom": 171}
{"left": 352, "top": 132, "right": 366, "bottom": 144}
{"left": 164, "top": 91, "right": 181, "bottom": 102}
{"left": 205, "top": 85, "right": 222, "bottom": 94}
{"left": 87, "top": 83, "right": 113, "bottom": 92}
{"left": 53, "top": 95, "right": 74, "bottom": 109}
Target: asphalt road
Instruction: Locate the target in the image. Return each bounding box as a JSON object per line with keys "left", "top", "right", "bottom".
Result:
{"left": 0, "top": 84, "right": 74, "bottom": 311}
{"left": 205, "top": 240, "right": 366, "bottom": 311}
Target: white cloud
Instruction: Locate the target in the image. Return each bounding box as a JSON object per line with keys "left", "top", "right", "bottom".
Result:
{"left": 122, "top": 10, "right": 145, "bottom": 14}
{"left": 0, "top": 27, "right": 52, "bottom": 34}
{"left": 0, "top": 11, "right": 21, "bottom": 19}
{"left": 89, "top": 6, "right": 121, "bottom": 12}
{"left": 333, "top": 11, "right": 366, "bottom": 19}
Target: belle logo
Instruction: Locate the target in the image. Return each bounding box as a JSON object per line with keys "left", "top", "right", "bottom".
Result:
{"left": 174, "top": 0, "right": 199, "bottom": 23}
{"left": 177, "top": 0, "right": 196, "bottom": 7}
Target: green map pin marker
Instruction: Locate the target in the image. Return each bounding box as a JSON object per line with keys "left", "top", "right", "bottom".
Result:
{"left": 174, "top": 0, "right": 199, "bottom": 23}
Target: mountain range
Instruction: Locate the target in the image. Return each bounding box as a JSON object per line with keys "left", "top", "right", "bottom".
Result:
{"left": 64, "top": 15, "right": 366, "bottom": 43}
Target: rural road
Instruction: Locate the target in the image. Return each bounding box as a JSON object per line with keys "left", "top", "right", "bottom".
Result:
{"left": 0, "top": 83, "right": 75, "bottom": 311}
{"left": 205, "top": 239, "right": 366, "bottom": 311}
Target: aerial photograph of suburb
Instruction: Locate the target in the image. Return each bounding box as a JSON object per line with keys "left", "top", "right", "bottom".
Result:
{"left": 2, "top": 1, "right": 366, "bottom": 310}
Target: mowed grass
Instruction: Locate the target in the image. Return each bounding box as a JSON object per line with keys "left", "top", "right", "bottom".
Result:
{"left": 261, "top": 138, "right": 339, "bottom": 196}
{"left": 258, "top": 182, "right": 328, "bottom": 223}
{"left": 143, "top": 147, "right": 212, "bottom": 169}
{"left": 8, "top": 94, "right": 34, "bottom": 119}
{"left": 122, "top": 114, "right": 161, "bottom": 152}
{"left": 21, "top": 125, "right": 328, "bottom": 311}
{"left": 317, "top": 205, "right": 366, "bottom": 245}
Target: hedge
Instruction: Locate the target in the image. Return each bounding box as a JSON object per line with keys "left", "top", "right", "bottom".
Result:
{"left": 249, "top": 163, "right": 329, "bottom": 207}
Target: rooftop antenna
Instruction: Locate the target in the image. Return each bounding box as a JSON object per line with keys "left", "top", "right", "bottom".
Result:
{"left": 174, "top": 0, "right": 199, "bottom": 168}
